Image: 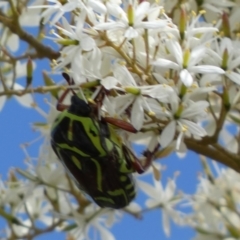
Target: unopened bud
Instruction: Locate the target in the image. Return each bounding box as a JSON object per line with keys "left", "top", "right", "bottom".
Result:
{"left": 26, "top": 57, "right": 33, "bottom": 88}
{"left": 42, "top": 71, "right": 59, "bottom": 99}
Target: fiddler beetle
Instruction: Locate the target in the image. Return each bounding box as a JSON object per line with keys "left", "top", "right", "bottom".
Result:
{"left": 51, "top": 73, "right": 159, "bottom": 208}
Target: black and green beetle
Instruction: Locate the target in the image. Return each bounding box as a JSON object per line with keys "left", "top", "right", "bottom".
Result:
{"left": 51, "top": 73, "right": 158, "bottom": 209}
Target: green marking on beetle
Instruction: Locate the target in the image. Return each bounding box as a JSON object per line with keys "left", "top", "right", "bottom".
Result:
{"left": 107, "top": 189, "right": 127, "bottom": 203}
{"left": 129, "top": 190, "right": 136, "bottom": 197}
{"left": 68, "top": 120, "right": 73, "bottom": 141}
{"left": 120, "top": 175, "right": 127, "bottom": 182}
{"left": 103, "top": 138, "right": 114, "bottom": 154}
{"left": 108, "top": 125, "right": 122, "bottom": 145}
{"left": 65, "top": 111, "right": 107, "bottom": 156}
{"left": 119, "top": 159, "right": 133, "bottom": 173}
{"left": 125, "top": 183, "right": 134, "bottom": 190}
{"left": 72, "top": 155, "right": 81, "bottom": 169}
{"left": 57, "top": 143, "right": 90, "bottom": 157}
{"left": 51, "top": 111, "right": 67, "bottom": 130}
{"left": 94, "top": 196, "right": 115, "bottom": 204}
{"left": 52, "top": 111, "right": 108, "bottom": 157}
{"left": 90, "top": 158, "right": 102, "bottom": 191}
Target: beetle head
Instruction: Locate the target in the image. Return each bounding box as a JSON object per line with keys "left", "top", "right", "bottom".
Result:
{"left": 69, "top": 95, "right": 92, "bottom": 116}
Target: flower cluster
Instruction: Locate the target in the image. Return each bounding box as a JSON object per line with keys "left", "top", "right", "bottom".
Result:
{"left": 31, "top": 0, "right": 240, "bottom": 158}
{"left": 185, "top": 162, "right": 240, "bottom": 240}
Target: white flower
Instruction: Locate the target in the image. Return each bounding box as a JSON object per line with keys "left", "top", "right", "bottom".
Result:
{"left": 52, "top": 16, "right": 98, "bottom": 83}
{"left": 203, "top": 0, "right": 236, "bottom": 14}
{"left": 20, "top": 188, "right": 54, "bottom": 226}
{"left": 63, "top": 206, "right": 117, "bottom": 240}
{"left": 152, "top": 40, "right": 225, "bottom": 87}
{"left": 206, "top": 37, "right": 240, "bottom": 85}
{"left": 95, "top": 2, "right": 169, "bottom": 40}
{"left": 137, "top": 174, "right": 183, "bottom": 236}
{"left": 0, "top": 179, "right": 32, "bottom": 207}
{"left": 185, "top": 165, "right": 240, "bottom": 240}
{"left": 159, "top": 99, "right": 208, "bottom": 149}
{"left": 10, "top": 219, "right": 32, "bottom": 238}
{"left": 28, "top": 0, "right": 72, "bottom": 25}
{"left": 101, "top": 63, "right": 173, "bottom": 130}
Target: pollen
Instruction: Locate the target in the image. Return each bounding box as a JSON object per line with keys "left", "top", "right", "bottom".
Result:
{"left": 51, "top": 59, "right": 58, "bottom": 68}
{"left": 212, "top": 20, "right": 217, "bottom": 25}
{"left": 119, "top": 61, "right": 126, "bottom": 66}
{"left": 62, "top": 53, "right": 67, "bottom": 58}
{"left": 220, "top": 31, "right": 224, "bottom": 37}
{"left": 182, "top": 125, "right": 188, "bottom": 132}
{"left": 164, "top": 72, "right": 170, "bottom": 79}
{"left": 148, "top": 111, "right": 156, "bottom": 117}
{"left": 205, "top": 42, "right": 210, "bottom": 48}
{"left": 192, "top": 83, "right": 198, "bottom": 89}
{"left": 88, "top": 98, "right": 96, "bottom": 104}
{"left": 162, "top": 106, "right": 166, "bottom": 112}
{"left": 199, "top": 10, "right": 206, "bottom": 15}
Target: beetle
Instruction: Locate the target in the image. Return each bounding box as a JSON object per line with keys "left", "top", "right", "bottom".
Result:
{"left": 51, "top": 73, "right": 159, "bottom": 208}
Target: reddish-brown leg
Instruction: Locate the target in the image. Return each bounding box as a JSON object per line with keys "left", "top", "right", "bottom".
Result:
{"left": 125, "top": 144, "right": 160, "bottom": 174}
{"left": 103, "top": 117, "right": 137, "bottom": 133}
{"left": 57, "top": 73, "right": 78, "bottom": 111}
{"left": 56, "top": 88, "right": 71, "bottom": 111}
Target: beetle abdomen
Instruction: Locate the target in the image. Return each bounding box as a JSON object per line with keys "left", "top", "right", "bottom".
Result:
{"left": 52, "top": 144, "right": 135, "bottom": 208}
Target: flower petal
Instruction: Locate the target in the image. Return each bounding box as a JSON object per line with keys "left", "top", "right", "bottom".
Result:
{"left": 160, "top": 121, "right": 176, "bottom": 148}
{"left": 180, "top": 69, "right": 193, "bottom": 87}
{"left": 101, "top": 76, "right": 118, "bottom": 90}
{"left": 14, "top": 83, "right": 34, "bottom": 108}
{"left": 152, "top": 59, "right": 180, "bottom": 70}
{"left": 131, "top": 97, "right": 144, "bottom": 130}
{"left": 226, "top": 71, "right": 240, "bottom": 85}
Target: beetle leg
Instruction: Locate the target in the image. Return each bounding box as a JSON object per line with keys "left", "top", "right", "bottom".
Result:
{"left": 62, "top": 72, "right": 75, "bottom": 87}
{"left": 125, "top": 144, "right": 160, "bottom": 174}
{"left": 56, "top": 88, "right": 71, "bottom": 111}
{"left": 57, "top": 73, "right": 79, "bottom": 111}
{"left": 140, "top": 143, "right": 160, "bottom": 173}
{"left": 103, "top": 117, "right": 137, "bottom": 133}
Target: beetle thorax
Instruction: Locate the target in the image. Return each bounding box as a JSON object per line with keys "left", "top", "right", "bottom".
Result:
{"left": 69, "top": 96, "right": 92, "bottom": 116}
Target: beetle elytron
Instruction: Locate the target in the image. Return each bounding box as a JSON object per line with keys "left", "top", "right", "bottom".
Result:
{"left": 51, "top": 73, "right": 159, "bottom": 209}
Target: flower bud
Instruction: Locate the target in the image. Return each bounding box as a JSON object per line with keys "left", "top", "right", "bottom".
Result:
{"left": 221, "top": 12, "right": 231, "bottom": 38}
{"left": 127, "top": 4, "right": 134, "bottom": 26}
{"left": 179, "top": 8, "right": 187, "bottom": 40}
{"left": 43, "top": 71, "right": 59, "bottom": 99}
{"left": 26, "top": 57, "right": 33, "bottom": 88}
{"left": 125, "top": 86, "right": 140, "bottom": 95}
